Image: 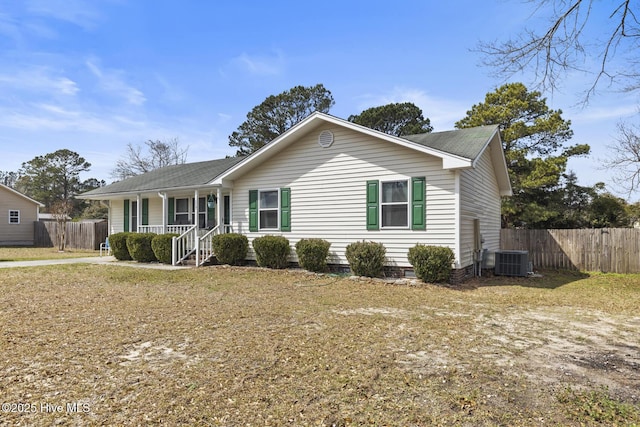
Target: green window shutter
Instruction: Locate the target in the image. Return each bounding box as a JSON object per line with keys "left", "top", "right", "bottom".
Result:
{"left": 411, "top": 177, "right": 426, "bottom": 230}
{"left": 123, "top": 199, "right": 130, "bottom": 232}
{"left": 168, "top": 197, "right": 175, "bottom": 225}
{"left": 366, "top": 180, "right": 379, "bottom": 230}
{"left": 249, "top": 190, "right": 258, "bottom": 232}
{"left": 141, "top": 198, "right": 149, "bottom": 226}
{"left": 280, "top": 187, "right": 291, "bottom": 232}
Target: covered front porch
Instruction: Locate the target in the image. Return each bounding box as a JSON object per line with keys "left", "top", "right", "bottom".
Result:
{"left": 115, "top": 187, "right": 233, "bottom": 266}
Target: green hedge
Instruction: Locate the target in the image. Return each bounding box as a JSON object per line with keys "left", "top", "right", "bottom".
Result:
{"left": 252, "top": 235, "right": 290, "bottom": 269}
{"left": 109, "top": 232, "right": 133, "bottom": 260}
{"left": 295, "top": 238, "right": 331, "bottom": 272}
{"left": 408, "top": 244, "right": 455, "bottom": 283}
{"left": 345, "top": 241, "right": 386, "bottom": 277}
{"left": 126, "top": 233, "right": 158, "bottom": 263}
{"left": 211, "top": 233, "right": 248, "bottom": 265}
{"left": 151, "top": 233, "right": 178, "bottom": 264}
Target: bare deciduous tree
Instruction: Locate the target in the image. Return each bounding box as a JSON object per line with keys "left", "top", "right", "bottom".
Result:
{"left": 478, "top": 0, "right": 640, "bottom": 101}
{"left": 111, "top": 138, "right": 188, "bottom": 180}
{"left": 602, "top": 122, "right": 640, "bottom": 197}
{"left": 51, "top": 199, "right": 73, "bottom": 251}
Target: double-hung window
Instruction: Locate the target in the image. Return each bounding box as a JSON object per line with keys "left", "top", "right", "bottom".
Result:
{"left": 259, "top": 190, "right": 279, "bottom": 230}
{"left": 8, "top": 210, "right": 20, "bottom": 224}
{"left": 366, "top": 177, "right": 425, "bottom": 231}
{"left": 381, "top": 180, "right": 409, "bottom": 228}
{"left": 249, "top": 188, "right": 291, "bottom": 232}
{"left": 175, "top": 198, "right": 190, "bottom": 224}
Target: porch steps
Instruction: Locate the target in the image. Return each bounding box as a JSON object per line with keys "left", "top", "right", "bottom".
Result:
{"left": 179, "top": 252, "right": 217, "bottom": 267}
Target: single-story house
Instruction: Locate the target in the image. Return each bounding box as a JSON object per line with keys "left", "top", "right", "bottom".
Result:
{"left": 79, "top": 112, "right": 511, "bottom": 279}
{"left": 0, "top": 183, "right": 44, "bottom": 246}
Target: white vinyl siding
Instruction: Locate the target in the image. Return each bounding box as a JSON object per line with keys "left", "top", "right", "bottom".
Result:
{"left": 111, "top": 200, "right": 125, "bottom": 234}
{"left": 231, "top": 126, "right": 457, "bottom": 267}
{"left": 459, "top": 142, "right": 502, "bottom": 267}
{"left": 146, "top": 198, "right": 164, "bottom": 227}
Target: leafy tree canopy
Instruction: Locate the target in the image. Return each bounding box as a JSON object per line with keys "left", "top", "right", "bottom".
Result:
{"left": 348, "top": 102, "right": 433, "bottom": 136}
{"left": 228, "top": 84, "right": 334, "bottom": 156}
{"left": 17, "top": 149, "right": 103, "bottom": 217}
{"left": 456, "top": 83, "right": 591, "bottom": 228}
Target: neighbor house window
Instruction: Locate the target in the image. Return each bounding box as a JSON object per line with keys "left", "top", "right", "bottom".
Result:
{"left": 259, "top": 190, "right": 279, "bottom": 230}
{"left": 9, "top": 210, "right": 19, "bottom": 224}
{"left": 381, "top": 180, "right": 409, "bottom": 228}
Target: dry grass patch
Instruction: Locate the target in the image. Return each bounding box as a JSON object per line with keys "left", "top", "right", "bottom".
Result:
{"left": 0, "top": 266, "right": 639, "bottom": 426}
{"left": 0, "top": 247, "right": 98, "bottom": 261}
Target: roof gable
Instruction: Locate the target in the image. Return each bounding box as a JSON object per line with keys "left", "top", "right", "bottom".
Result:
{"left": 0, "top": 184, "right": 44, "bottom": 206}
{"left": 213, "top": 112, "right": 509, "bottom": 191}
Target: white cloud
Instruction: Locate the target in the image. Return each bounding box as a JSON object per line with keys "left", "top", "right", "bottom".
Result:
{"left": 26, "top": 0, "right": 103, "bottom": 30}
{"left": 571, "top": 105, "right": 639, "bottom": 123}
{"left": 0, "top": 67, "right": 79, "bottom": 96}
{"left": 86, "top": 58, "right": 146, "bottom": 106}
{"left": 231, "top": 50, "right": 285, "bottom": 76}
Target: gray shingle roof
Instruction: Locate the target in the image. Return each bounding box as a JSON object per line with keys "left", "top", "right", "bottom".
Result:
{"left": 81, "top": 156, "right": 245, "bottom": 197}
{"left": 81, "top": 123, "right": 500, "bottom": 199}
{"left": 403, "top": 125, "right": 499, "bottom": 160}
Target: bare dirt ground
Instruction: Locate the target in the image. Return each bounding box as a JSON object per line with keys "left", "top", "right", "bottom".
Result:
{"left": 0, "top": 265, "right": 638, "bottom": 426}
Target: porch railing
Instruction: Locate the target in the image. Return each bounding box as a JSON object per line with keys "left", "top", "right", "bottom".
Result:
{"left": 196, "top": 225, "right": 219, "bottom": 266}
{"left": 138, "top": 224, "right": 196, "bottom": 235}
{"left": 172, "top": 225, "right": 198, "bottom": 266}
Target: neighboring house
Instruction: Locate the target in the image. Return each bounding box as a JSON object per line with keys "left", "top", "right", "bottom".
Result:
{"left": 0, "top": 184, "right": 44, "bottom": 246}
{"left": 38, "top": 213, "right": 72, "bottom": 221}
{"left": 79, "top": 112, "right": 511, "bottom": 279}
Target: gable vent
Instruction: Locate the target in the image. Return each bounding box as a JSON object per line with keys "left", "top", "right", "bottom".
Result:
{"left": 318, "top": 130, "right": 334, "bottom": 148}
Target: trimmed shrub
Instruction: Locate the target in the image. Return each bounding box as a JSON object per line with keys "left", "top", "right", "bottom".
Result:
{"left": 151, "top": 233, "right": 178, "bottom": 264}
{"left": 252, "top": 235, "right": 290, "bottom": 269}
{"left": 109, "top": 232, "right": 133, "bottom": 260}
{"left": 295, "top": 238, "right": 331, "bottom": 272}
{"left": 211, "top": 233, "right": 249, "bottom": 265}
{"left": 126, "top": 233, "right": 158, "bottom": 263}
{"left": 408, "top": 244, "right": 455, "bottom": 283}
{"left": 345, "top": 241, "right": 386, "bottom": 277}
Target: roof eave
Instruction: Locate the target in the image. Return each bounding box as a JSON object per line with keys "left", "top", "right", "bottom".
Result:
{"left": 77, "top": 183, "right": 223, "bottom": 200}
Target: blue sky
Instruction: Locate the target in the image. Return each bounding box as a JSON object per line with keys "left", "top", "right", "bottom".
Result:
{"left": 1, "top": 0, "right": 638, "bottom": 199}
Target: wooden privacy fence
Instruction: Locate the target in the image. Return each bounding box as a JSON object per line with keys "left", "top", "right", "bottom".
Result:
{"left": 500, "top": 228, "right": 640, "bottom": 274}
{"left": 34, "top": 221, "right": 108, "bottom": 250}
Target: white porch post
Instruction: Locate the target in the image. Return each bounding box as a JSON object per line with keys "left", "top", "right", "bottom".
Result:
{"left": 216, "top": 187, "right": 222, "bottom": 232}
{"left": 194, "top": 190, "right": 199, "bottom": 227}
{"left": 194, "top": 189, "right": 199, "bottom": 266}
{"left": 136, "top": 194, "right": 141, "bottom": 232}
{"left": 158, "top": 192, "right": 167, "bottom": 234}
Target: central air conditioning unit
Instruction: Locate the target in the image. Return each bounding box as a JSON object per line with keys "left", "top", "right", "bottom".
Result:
{"left": 494, "top": 250, "right": 529, "bottom": 277}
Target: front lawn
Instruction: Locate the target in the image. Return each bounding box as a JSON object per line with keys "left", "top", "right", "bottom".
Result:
{"left": 0, "top": 247, "right": 99, "bottom": 261}
{"left": 1, "top": 266, "right": 638, "bottom": 426}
